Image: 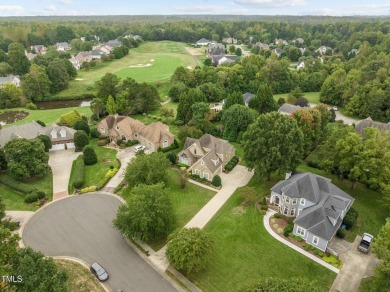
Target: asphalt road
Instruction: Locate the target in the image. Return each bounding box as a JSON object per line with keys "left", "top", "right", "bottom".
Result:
{"left": 22, "top": 193, "right": 177, "bottom": 292}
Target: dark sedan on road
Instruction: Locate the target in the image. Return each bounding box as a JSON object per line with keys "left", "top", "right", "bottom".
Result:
{"left": 90, "top": 262, "right": 109, "bottom": 282}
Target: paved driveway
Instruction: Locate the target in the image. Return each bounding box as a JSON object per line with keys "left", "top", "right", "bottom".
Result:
{"left": 22, "top": 193, "right": 177, "bottom": 292}
{"left": 49, "top": 150, "right": 81, "bottom": 200}
{"left": 330, "top": 236, "right": 379, "bottom": 292}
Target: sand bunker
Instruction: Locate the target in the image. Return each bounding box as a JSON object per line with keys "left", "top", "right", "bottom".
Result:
{"left": 75, "top": 78, "right": 84, "bottom": 81}
{"left": 186, "top": 66, "right": 193, "bottom": 69}
{"left": 129, "top": 63, "right": 152, "bottom": 68}
{"left": 150, "top": 59, "right": 155, "bottom": 62}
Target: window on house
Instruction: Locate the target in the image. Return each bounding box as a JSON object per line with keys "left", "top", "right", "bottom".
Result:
{"left": 134, "top": 133, "right": 138, "bottom": 138}
{"left": 100, "top": 128, "right": 105, "bottom": 133}
{"left": 313, "top": 236, "right": 319, "bottom": 245}
{"left": 297, "top": 226, "right": 306, "bottom": 237}
{"left": 215, "top": 160, "right": 219, "bottom": 165}
{"left": 283, "top": 207, "right": 289, "bottom": 215}
{"left": 116, "top": 126, "right": 119, "bottom": 130}
{"left": 297, "top": 209, "right": 302, "bottom": 216}
{"left": 181, "top": 158, "right": 188, "bottom": 165}
{"left": 201, "top": 161, "right": 204, "bottom": 166}
{"left": 285, "top": 196, "right": 290, "bottom": 204}
{"left": 195, "top": 169, "right": 200, "bottom": 175}
{"left": 290, "top": 208, "right": 295, "bottom": 216}
{"left": 203, "top": 173, "right": 209, "bottom": 180}
{"left": 292, "top": 198, "right": 298, "bottom": 204}
{"left": 300, "top": 198, "right": 306, "bottom": 205}
{"left": 163, "top": 140, "right": 168, "bottom": 148}
{"left": 194, "top": 149, "right": 197, "bottom": 154}
{"left": 51, "top": 131, "right": 57, "bottom": 139}
{"left": 121, "top": 135, "right": 126, "bottom": 141}
{"left": 60, "top": 129, "right": 66, "bottom": 138}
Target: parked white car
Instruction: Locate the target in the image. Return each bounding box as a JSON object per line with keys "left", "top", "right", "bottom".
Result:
{"left": 332, "top": 106, "right": 338, "bottom": 111}
{"left": 134, "top": 145, "right": 146, "bottom": 153}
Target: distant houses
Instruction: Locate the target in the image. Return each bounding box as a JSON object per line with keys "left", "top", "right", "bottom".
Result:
{"left": 124, "top": 34, "right": 141, "bottom": 40}
{"left": 355, "top": 117, "right": 390, "bottom": 135}
{"left": 256, "top": 42, "right": 270, "bottom": 51}
{"left": 222, "top": 37, "right": 237, "bottom": 44}
{"left": 315, "top": 46, "right": 331, "bottom": 55}
{"left": 297, "top": 61, "right": 305, "bottom": 70}
{"left": 0, "top": 75, "right": 20, "bottom": 87}
{"left": 31, "top": 45, "right": 47, "bottom": 55}
{"left": 56, "top": 42, "right": 72, "bottom": 51}
{"left": 75, "top": 51, "right": 93, "bottom": 64}
{"left": 272, "top": 48, "right": 283, "bottom": 57}
{"left": 277, "top": 103, "right": 302, "bottom": 115}
{"left": 196, "top": 38, "right": 211, "bottom": 46}
{"left": 105, "top": 39, "right": 122, "bottom": 47}
{"left": 212, "top": 55, "right": 239, "bottom": 66}
{"left": 208, "top": 42, "right": 225, "bottom": 54}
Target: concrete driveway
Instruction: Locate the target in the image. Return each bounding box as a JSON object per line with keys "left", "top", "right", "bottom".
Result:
{"left": 330, "top": 236, "right": 379, "bottom": 292}
{"left": 49, "top": 150, "right": 81, "bottom": 200}
{"left": 22, "top": 193, "right": 177, "bottom": 292}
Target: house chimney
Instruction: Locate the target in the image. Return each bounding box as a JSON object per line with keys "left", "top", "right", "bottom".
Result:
{"left": 285, "top": 171, "right": 292, "bottom": 180}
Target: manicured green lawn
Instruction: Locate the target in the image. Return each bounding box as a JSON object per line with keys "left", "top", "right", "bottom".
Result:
{"left": 0, "top": 184, "right": 38, "bottom": 211}
{"left": 0, "top": 172, "right": 52, "bottom": 211}
{"left": 83, "top": 140, "right": 120, "bottom": 187}
{"left": 297, "top": 164, "right": 388, "bottom": 242}
{"left": 189, "top": 175, "right": 336, "bottom": 292}
{"left": 274, "top": 91, "right": 321, "bottom": 104}
{"left": 55, "top": 41, "right": 195, "bottom": 98}
{"left": 1, "top": 107, "right": 92, "bottom": 127}
{"left": 359, "top": 275, "right": 390, "bottom": 292}
{"left": 121, "top": 168, "right": 216, "bottom": 251}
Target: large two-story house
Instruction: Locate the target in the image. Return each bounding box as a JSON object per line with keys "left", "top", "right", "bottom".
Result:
{"left": 270, "top": 172, "right": 354, "bottom": 251}
{"left": 178, "top": 134, "right": 235, "bottom": 181}
{"left": 98, "top": 115, "right": 174, "bottom": 152}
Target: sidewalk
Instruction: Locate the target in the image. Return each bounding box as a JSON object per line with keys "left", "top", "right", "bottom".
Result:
{"left": 104, "top": 148, "right": 135, "bottom": 192}
{"left": 263, "top": 209, "right": 339, "bottom": 273}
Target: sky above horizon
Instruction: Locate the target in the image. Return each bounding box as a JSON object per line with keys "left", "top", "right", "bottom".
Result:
{"left": 0, "top": 0, "right": 390, "bottom": 17}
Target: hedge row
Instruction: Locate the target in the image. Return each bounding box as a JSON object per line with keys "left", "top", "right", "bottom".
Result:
{"left": 24, "top": 191, "right": 46, "bottom": 203}
{"left": 158, "top": 140, "right": 179, "bottom": 153}
{"left": 72, "top": 156, "right": 85, "bottom": 189}
{"left": 224, "top": 155, "right": 239, "bottom": 172}
{"left": 50, "top": 93, "right": 96, "bottom": 101}
{"left": 96, "top": 167, "right": 119, "bottom": 190}
{"left": 342, "top": 207, "right": 358, "bottom": 229}
{"left": 0, "top": 175, "right": 35, "bottom": 194}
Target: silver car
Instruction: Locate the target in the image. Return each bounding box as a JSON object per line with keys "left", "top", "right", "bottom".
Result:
{"left": 90, "top": 262, "right": 109, "bottom": 282}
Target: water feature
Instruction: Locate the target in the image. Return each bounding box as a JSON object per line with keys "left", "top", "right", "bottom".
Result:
{"left": 0, "top": 111, "right": 29, "bottom": 126}
{"left": 35, "top": 99, "right": 91, "bottom": 110}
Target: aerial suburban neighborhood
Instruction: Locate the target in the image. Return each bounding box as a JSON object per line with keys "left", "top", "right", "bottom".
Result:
{"left": 0, "top": 2, "right": 389, "bottom": 292}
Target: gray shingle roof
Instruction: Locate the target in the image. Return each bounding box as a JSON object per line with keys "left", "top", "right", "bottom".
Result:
{"left": 355, "top": 117, "right": 390, "bottom": 135}
{"left": 243, "top": 93, "right": 255, "bottom": 104}
{"left": 277, "top": 103, "right": 301, "bottom": 114}
{"left": 0, "top": 75, "right": 19, "bottom": 86}
{"left": 105, "top": 39, "right": 122, "bottom": 47}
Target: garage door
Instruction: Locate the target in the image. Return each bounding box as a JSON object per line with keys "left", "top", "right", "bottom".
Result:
{"left": 50, "top": 144, "right": 65, "bottom": 151}
{"left": 66, "top": 143, "right": 75, "bottom": 149}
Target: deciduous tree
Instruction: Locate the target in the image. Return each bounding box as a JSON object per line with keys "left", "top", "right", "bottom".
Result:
{"left": 47, "top": 58, "right": 69, "bottom": 93}
{"left": 224, "top": 91, "right": 244, "bottom": 110}
{"left": 90, "top": 98, "right": 104, "bottom": 118}
{"left": 21, "top": 64, "right": 51, "bottom": 101}
{"left": 7, "top": 43, "right": 30, "bottom": 75}
{"left": 106, "top": 95, "right": 117, "bottom": 115}
{"left": 222, "top": 104, "right": 256, "bottom": 142}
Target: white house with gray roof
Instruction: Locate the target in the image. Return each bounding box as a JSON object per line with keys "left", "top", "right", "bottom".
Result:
{"left": 0, "top": 121, "right": 76, "bottom": 150}
{"left": 0, "top": 75, "right": 20, "bottom": 87}
{"left": 277, "top": 103, "right": 302, "bottom": 115}
{"left": 270, "top": 172, "right": 354, "bottom": 251}
{"left": 56, "top": 42, "right": 72, "bottom": 51}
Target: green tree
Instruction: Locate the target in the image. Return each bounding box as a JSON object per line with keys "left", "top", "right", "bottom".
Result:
{"left": 241, "top": 277, "right": 321, "bottom": 292}
{"left": 73, "top": 130, "right": 89, "bottom": 151}
{"left": 176, "top": 88, "right": 206, "bottom": 124}
{"left": 166, "top": 228, "right": 214, "bottom": 274}
{"left": 222, "top": 104, "right": 256, "bottom": 142}
{"left": 211, "top": 175, "right": 221, "bottom": 187}
{"left": 160, "top": 107, "right": 175, "bottom": 118}
{"left": 0, "top": 148, "right": 8, "bottom": 172}
{"left": 203, "top": 58, "right": 212, "bottom": 66}
{"left": 0, "top": 83, "right": 24, "bottom": 108}
{"left": 178, "top": 126, "right": 203, "bottom": 143}
{"left": 113, "top": 183, "right": 176, "bottom": 241}
{"left": 106, "top": 95, "right": 117, "bottom": 115}
{"left": 166, "top": 152, "right": 177, "bottom": 165}
{"left": 125, "top": 152, "right": 170, "bottom": 188}
{"left": 371, "top": 218, "right": 390, "bottom": 290}
{"left": 7, "top": 43, "right": 30, "bottom": 75}
{"left": 224, "top": 91, "right": 244, "bottom": 110}
{"left": 59, "top": 110, "right": 81, "bottom": 127}
{"left": 0, "top": 62, "right": 13, "bottom": 76}
{"left": 288, "top": 86, "right": 304, "bottom": 104}
{"left": 36, "top": 135, "right": 52, "bottom": 152}
{"left": 0, "top": 225, "right": 19, "bottom": 276}
{"left": 179, "top": 166, "right": 189, "bottom": 189}
{"left": 242, "top": 112, "right": 304, "bottom": 180}
{"left": 4, "top": 138, "right": 49, "bottom": 180}
{"left": 189, "top": 102, "right": 210, "bottom": 131}
{"left": 11, "top": 247, "right": 68, "bottom": 292}
{"left": 47, "top": 58, "right": 69, "bottom": 93}
{"left": 62, "top": 59, "right": 77, "bottom": 79}
{"left": 95, "top": 73, "right": 120, "bottom": 102}
{"left": 74, "top": 120, "right": 90, "bottom": 136}
{"left": 83, "top": 145, "right": 97, "bottom": 165}
{"left": 228, "top": 45, "right": 235, "bottom": 53}
{"left": 320, "top": 69, "right": 347, "bottom": 106}
{"left": 168, "top": 82, "right": 187, "bottom": 102}
{"left": 90, "top": 98, "right": 104, "bottom": 118}
{"left": 251, "top": 84, "right": 277, "bottom": 114}
{"left": 235, "top": 47, "right": 242, "bottom": 56}
{"left": 21, "top": 64, "right": 51, "bottom": 101}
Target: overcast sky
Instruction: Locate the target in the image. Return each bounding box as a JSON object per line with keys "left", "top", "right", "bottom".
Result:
{"left": 0, "top": 0, "right": 390, "bottom": 16}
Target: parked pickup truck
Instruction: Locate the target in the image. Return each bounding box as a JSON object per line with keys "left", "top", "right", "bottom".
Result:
{"left": 357, "top": 233, "right": 374, "bottom": 253}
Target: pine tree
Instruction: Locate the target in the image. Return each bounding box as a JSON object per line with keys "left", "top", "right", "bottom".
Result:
{"left": 106, "top": 95, "right": 117, "bottom": 115}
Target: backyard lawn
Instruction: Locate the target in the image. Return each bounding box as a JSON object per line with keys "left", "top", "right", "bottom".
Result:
{"left": 55, "top": 41, "right": 195, "bottom": 98}
{"left": 121, "top": 168, "right": 216, "bottom": 251}
{"left": 188, "top": 174, "right": 336, "bottom": 292}
{"left": 0, "top": 172, "right": 53, "bottom": 211}
{"left": 1, "top": 106, "right": 92, "bottom": 127}
{"left": 297, "top": 164, "right": 388, "bottom": 242}
{"left": 274, "top": 91, "right": 321, "bottom": 104}
{"left": 83, "top": 140, "right": 120, "bottom": 187}
{"left": 55, "top": 260, "right": 105, "bottom": 292}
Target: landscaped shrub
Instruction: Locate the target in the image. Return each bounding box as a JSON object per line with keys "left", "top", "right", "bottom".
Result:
{"left": 74, "top": 120, "right": 90, "bottom": 136}
{"left": 93, "top": 168, "right": 119, "bottom": 190}
{"left": 24, "top": 193, "right": 39, "bottom": 203}
{"left": 36, "top": 120, "right": 46, "bottom": 127}
{"left": 98, "top": 135, "right": 107, "bottom": 140}
{"left": 90, "top": 128, "right": 99, "bottom": 138}
{"left": 37, "top": 134, "right": 52, "bottom": 152}
{"left": 295, "top": 236, "right": 303, "bottom": 242}
{"left": 90, "top": 113, "right": 99, "bottom": 121}
{"left": 119, "top": 144, "right": 125, "bottom": 149}
{"left": 336, "top": 227, "right": 347, "bottom": 238}
{"left": 273, "top": 213, "right": 285, "bottom": 219}
{"left": 97, "top": 140, "right": 107, "bottom": 146}
{"left": 283, "top": 224, "right": 294, "bottom": 237}
{"left": 166, "top": 152, "right": 177, "bottom": 165}
{"left": 25, "top": 102, "right": 37, "bottom": 110}
{"left": 59, "top": 110, "right": 82, "bottom": 127}
{"left": 343, "top": 208, "right": 358, "bottom": 229}
{"left": 83, "top": 146, "right": 97, "bottom": 165}
{"left": 262, "top": 197, "right": 267, "bottom": 205}
{"left": 304, "top": 243, "right": 311, "bottom": 251}
{"left": 261, "top": 204, "right": 267, "bottom": 211}
{"left": 80, "top": 185, "right": 97, "bottom": 193}
{"left": 0, "top": 175, "right": 35, "bottom": 193}
{"left": 224, "top": 156, "right": 239, "bottom": 172}
{"left": 74, "top": 130, "right": 89, "bottom": 151}
{"left": 211, "top": 175, "right": 221, "bottom": 187}
{"left": 72, "top": 156, "right": 85, "bottom": 189}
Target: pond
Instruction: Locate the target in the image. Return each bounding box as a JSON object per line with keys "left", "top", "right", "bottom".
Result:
{"left": 0, "top": 111, "right": 29, "bottom": 126}
{"left": 35, "top": 99, "right": 91, "bottom": 110}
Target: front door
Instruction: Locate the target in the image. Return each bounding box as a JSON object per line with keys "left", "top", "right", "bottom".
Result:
{"left": 275, "top": 196, "right": 280, "bottom": 206}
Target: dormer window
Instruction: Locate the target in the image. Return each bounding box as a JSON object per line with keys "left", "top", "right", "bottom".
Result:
{"left": 215, "top": 160, "right": 219, "bottom": 166}
{"left": 300, "top": 198, "right": 305, "bottom": 205}
{"left": 60, "top": 129, "right": 66, "bottom": 138}
{"left": 292, "top": 198, "right": 298, "bottom": 204}
{"left": 100, "top": 127, "right": 105, "bottom": 133}
{"left": 201, "top": 161, "right": 204, "bottom": 166}
{"left": 285, "top": 196, "right": 290, "bottom": 204}
{"left": 116, "top": 126, "right": 119, "bottom": 130}
{"left": 194, "top": 148, "right": 197, "bottom": 154}
{"left": 51, "top": 131, "right": 57, "bottom": 139}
